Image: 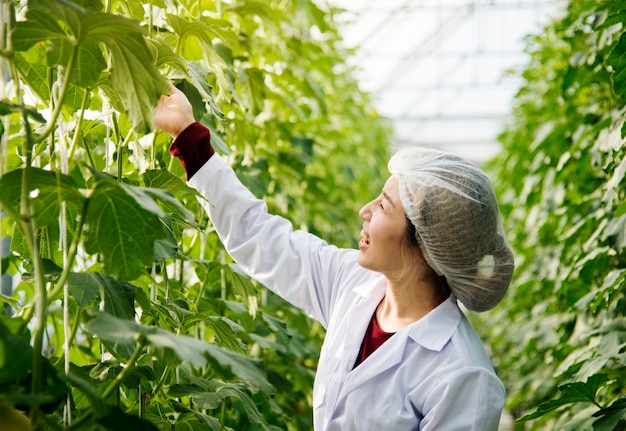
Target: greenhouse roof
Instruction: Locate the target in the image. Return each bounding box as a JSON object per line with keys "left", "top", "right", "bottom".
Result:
{"left": 329, "top": 0, "right": 568, "bottom": 163}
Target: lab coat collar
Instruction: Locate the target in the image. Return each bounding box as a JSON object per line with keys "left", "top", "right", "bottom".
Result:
{"left": 338, "top": 295, "right": 462, "bottom": 404}
{"left": 405, "top": 295, "right": 462, "bottom": 352}
{"left": 353, "top": 280, "right": 462, "bottom": 352}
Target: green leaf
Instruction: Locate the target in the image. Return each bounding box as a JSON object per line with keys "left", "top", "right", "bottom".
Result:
{"left": 176, "top": 80, "right": 208, "bottom": 127}
{"left": 166, "top": 15, "right": 231, "bottom": 102}
{"left": 171, "top": 402, "right": 222, "bottom": 431}
{"left": 68, "top": 272, "right": 136, "bottom": 319}
{"left": 12, "top": 11, "right": 67, "bottom": 52}
{"left": 64, "top": 366, "right": 109, "bottom": 417}
{"left": 153, "top": 227, "right": 178, "bottom": 263}
{"left": 0, "top": 103, "right": 9, "bottom": 119}
{"left": 142, "top": 169, "right": 201, "bottom": 199}
{"left": 28, "top": 0, "right": 85, "bottom": 37}
{"left": 14, "top": 46, "right": 51, "bottom": 104}
{"left": 186, "top": 62, "right": 225, "bottom": 121}
{"left": 0, "top": 167, "right": 84, "bottom": 228}
{"left": 170, "top": 379, "right": 271, "bottom": 430}
{"left": 593, "top": 397, "right": 626, "bottom": 431}
{"left": 238, "top": 67, "right": 266, "bottom": 114}
{"left": 143, "top": 186, "right": 197, "bottom": 227}
{"left": 226, "top": 266, "right": 257, "bottom": 298}
{"left": 206, "top": 317, "right": 246, "bottom": 353}
{"left": 147, "top": 38, "right": 188, "bottom": 74}
{"left": 81, "top": 13, "right": 169, "bottom": 132}
{"left": 0, "top": 321, "right": 33, "bottom": 384}
{"left": 87, "top": 312, "right": 272, "bottom": 391}
{"left": 606, "top": 32, "right": 626, "bottom": 101}
{"left": 26, "top": 0, "right": 168, "bottom": 131}
{"left": 83, "top": 178, "right": 168, "bottom": 281}
{"left": 216, "top": 386, "right": 271, "bottom": 430}
{"left": 96, "top": 405, "right": 159, "bottom": 431}
{"left": 0, "top": 100, "right": 44, "bottom": 121}
{"left": 73, "top": 38, "right": 107, "bottom": 88}
{"left": 67, "top": 272, "right": 100, "bottom": 307}
{"left": 21, "top": 258, "right": 62, "bottom": 283}
{"left": 519, "top": 374, "right": 609, "bottom": 421}
{"left": 87, "top": 312, "right": 138, "bottom": 345}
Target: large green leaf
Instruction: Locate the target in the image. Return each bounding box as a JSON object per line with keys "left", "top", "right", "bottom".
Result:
{"left": 166, "top": 14, "right": 231, "bottom": 102}
{"left": 519, "top": 374, "right": 609, "bottom": 421}
{"left": 0, "top": 321, "right": 33, "bottom": 385}
{"left": 65, "top": 38, "right": 107, "bottom": 88}
{"left": 141, "top": 169, "right": 202, "bottom": 230}
{"left": 83, "top": 178, "right": 168, "bottom": 281}
{"left": 20, "top": 0, "right": 167, "bottom": 131}
{"left": 81, "top": 13, "right": 169, "bottom": 132}
{"left": 68, "top": 272, "right": 137, "bottom": 319}
{"left": 593, "top": 397, "right": 626, "bottom": 431}
{"left": 14, "top": 46, "right": 51, "bottom": 104}
{"left": 604, "top": 12, "right": 626, "bottom": 101}
{"left": 96, "top": 405, "right": 159, "bottom": 431}
{"left": 238, "top": 67, "right": 266, "bottom": 115}
{"left": 11, "top": 10, "right": 67, "bottom": 52}
{"left": 169, "top": 379, "right": 271, "bottom": 431}
{"left": 0, "top": 167, "right": 84, "bottom": 228}
{"left": 171, "top": 402, "right": 222, "bottom": 431}
{"left": 142, "top": 169, "right": 201, "bottom": 199}
{"left": 86, "top": 312, "right": 272, "bottom": 392}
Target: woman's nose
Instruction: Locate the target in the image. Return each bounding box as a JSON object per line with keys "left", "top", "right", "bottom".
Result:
{"left": 359, "top": 200, "right": 372, "bottom": 220}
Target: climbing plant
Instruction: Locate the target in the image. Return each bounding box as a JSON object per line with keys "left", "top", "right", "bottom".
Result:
{"left": 478, "top": 0, "right": 626, "bottom": 429}
{"left": 0, "top": 0, "right": 391, "bottom": 430}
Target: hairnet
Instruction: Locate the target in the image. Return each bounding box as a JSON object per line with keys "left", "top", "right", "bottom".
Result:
{"left": 388, "top": 146, "right": 514, "bottom": 312}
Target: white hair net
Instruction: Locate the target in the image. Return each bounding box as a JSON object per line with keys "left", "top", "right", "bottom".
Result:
{"left": 388, "top": 147, "right": 514, "bottom": 312}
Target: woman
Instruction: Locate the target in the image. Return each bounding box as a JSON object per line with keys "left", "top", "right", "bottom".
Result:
{"left": 153, "top": 83, "right": 514, "bottom": 430}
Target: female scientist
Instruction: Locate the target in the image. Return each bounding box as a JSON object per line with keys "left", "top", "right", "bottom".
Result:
{"left": 153, "top": 83, "right": 514, "bottom": 430}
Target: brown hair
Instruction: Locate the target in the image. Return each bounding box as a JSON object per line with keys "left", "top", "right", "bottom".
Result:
{"left": 400, "top": 218, "right": 451, "bottom": 301}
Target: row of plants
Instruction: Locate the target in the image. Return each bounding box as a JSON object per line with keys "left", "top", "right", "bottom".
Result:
{"left": 0, "top": 0, "right": 391, "bottom": 429}
{"left": 477, "top": 0, "right": 626, "bottom": 429}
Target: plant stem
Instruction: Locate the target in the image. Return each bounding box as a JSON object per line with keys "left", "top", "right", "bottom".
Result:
{"left": 117, "top": 129, "right": 133, "bottom": 181}
{"left": 68, "top": 89, "right": 90, "bottom": 161}
{"left": 35, "top": 44, "right": 79, "bottom": 144}
{"left": 7, "top": 38, "right": 48, "bottom": 404}
{"left": 66, "top": 410, "right": 92, "bottom": 430}
{"left": 19, "top": 119, "right": 49, "bottom": 423}
{"left": 47, "top": 201, "right": 88, "bottom": 301}
{"left": 19, "top": 196, "right": 86, "bottom": 331}
{"left": 150, "top": 132, "right": 157, "bottom": 170}
{"left": 102, "top": 338, "right": 146, "bottom": 400}
{"left": 152, "top": 364, "right": 171, "bottom": 397}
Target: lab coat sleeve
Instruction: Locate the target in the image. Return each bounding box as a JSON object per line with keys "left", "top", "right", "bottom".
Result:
{"left": 419, "top": 366, "right": 505, "bottom": 430}
{"left": 188, "top": 154, "right": 368, "bottom": 328}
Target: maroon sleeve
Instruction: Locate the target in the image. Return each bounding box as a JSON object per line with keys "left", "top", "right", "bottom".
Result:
{"left": 168, "top": 122, "right": 215, "bottom": 180}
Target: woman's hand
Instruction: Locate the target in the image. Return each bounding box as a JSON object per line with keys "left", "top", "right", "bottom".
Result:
{"left": 153, "top": 82, "right": 196, "bottom": 139}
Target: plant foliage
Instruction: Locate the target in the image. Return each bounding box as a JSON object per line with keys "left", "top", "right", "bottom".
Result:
{"left": 0, "top": 0, "right": 391, "bottom": 429}
{"left": 477, "top": 0, "right": 626, "bottom": 429}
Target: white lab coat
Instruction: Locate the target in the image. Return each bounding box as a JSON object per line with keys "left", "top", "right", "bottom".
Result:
{"left": 189, "top": 154, "right": 506, "bottom": 430}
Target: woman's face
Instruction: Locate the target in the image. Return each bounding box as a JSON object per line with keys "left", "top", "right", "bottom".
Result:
{"left": 358, "top": 175, "right": 414, "bottom": 276}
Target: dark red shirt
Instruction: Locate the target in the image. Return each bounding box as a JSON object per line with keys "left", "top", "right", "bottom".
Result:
{"left": 354, "top": 313, "right": 395, "bottom": 368}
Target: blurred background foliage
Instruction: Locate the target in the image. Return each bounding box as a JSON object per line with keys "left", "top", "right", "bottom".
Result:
{"left": 476, "top": 0, "right": 626, "bottom": 429}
